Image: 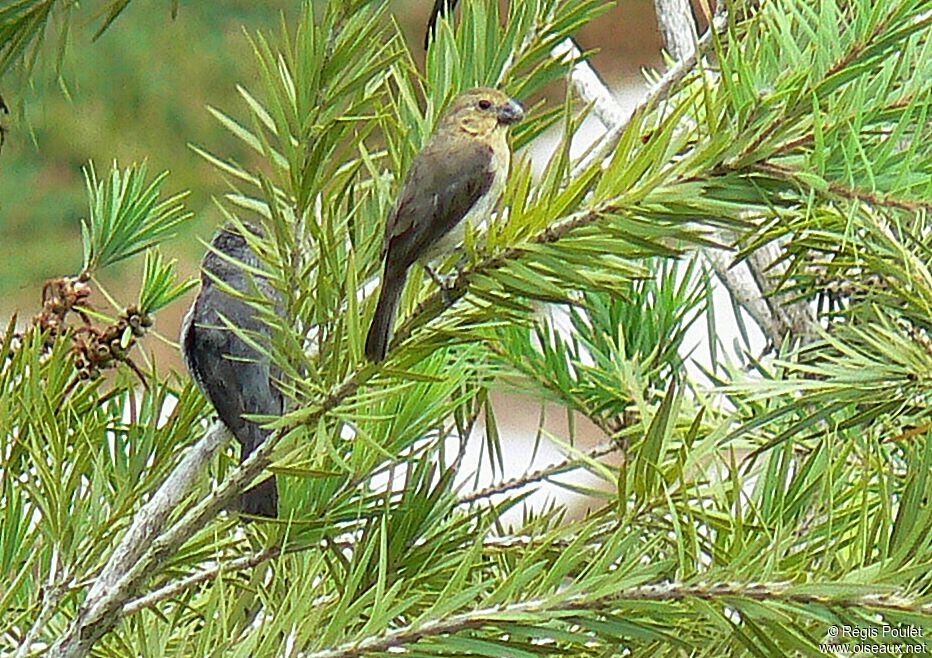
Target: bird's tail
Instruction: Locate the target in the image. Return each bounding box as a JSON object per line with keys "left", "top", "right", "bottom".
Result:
{"left": 238, "top": 424, "right": 278, "bottom": 518}
{"left": 240, "top": 476, "right": 278, "bottom": 518}
{"left": 365, "top": 269, "right": 406, "bottom": 362}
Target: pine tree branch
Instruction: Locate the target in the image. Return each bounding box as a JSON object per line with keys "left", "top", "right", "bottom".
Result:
{"left": 45, "top": 424, "right": 229, "bottom": 655}
{"left": 653, "top": 0, "right": 816, "bottom": 348}
{"left": 738, "top": 7, "right": 932, "bottom": 163}
{"left": 559, "top": 1, "right": 821, "bottom": 350}
{"left": 556, "top": 3, "right": 794, "bottom": 353}
{"left": 485, "top": 341, "right": 621, "bottom": 438}
{"left": 391, "top": 201, "right": 642, "bottom": 352}
{"left": 48, "top": 377, "right": 362, "bottom": 658}
{"left": 772, "top": 94, "right": 920, "bottom": 156}
{"left": 123, "top": 531, "right": 579, "bottom": 618}
{"left": 51, "top": 172, "right": 653, "bottom": 657}
{"left": 752, "top": 162, "right": 932, "bottom": 213}
{"left": 300, "top": 581, "right": 930, "bottom": 658}
{"left": 456, "top": 439, "right": 620, "bottom": 506}
{"left": 121, "top": 410, "right": 486, "bottom": 619}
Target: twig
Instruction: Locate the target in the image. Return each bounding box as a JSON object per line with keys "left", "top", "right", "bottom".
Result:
{"left": 300, "top": 581, "right": 929, "bottom": 658}
{"left": 753, "top": 162, "right": 932, "bottom": 214}
{"left": 123, "top": 530, "right": 580, "bottom": 618}
{"left": 122, "top": 546, "right": 282, "bottom": 616}
{"left": 392, "top": 196, "right": 658, "bottom": 352}
{"left": 456, "top": 439, "right": 620, "bottom": 506}
{"left": 559, "top": 2, "right": 815, "bottom": 348}
{"left": 485, "top": 342, "right": 621, "bottom": 438}
{"left": 45, "top": 424, "right": 230, "bottom": 656}
{"left": 737, "top": 8, "right": 912, "bottom": 164}
{"left": 774, "top": 93, "right": 919, "bottom": 156}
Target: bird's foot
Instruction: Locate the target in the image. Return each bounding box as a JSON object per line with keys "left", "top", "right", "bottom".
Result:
{"left": 425, "top": 264, "right": 457, "bottom": 305}
{"left": 424, "top": 263, "right": 445, "bottom": 289}
{"left": 453, "top": 248, "right": 468, "bottom": 273}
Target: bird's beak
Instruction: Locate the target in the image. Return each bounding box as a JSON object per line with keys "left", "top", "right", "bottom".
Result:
{"left": 497, "top": 98, "right": 525, "bottom": 125}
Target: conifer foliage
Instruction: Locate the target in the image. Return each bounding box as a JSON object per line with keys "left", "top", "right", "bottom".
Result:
{"left": 1, "top": 0, "right": 931, "bottom": 656}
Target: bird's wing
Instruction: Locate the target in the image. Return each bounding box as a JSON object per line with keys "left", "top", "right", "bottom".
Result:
{"left": 384, "top": 136, "right": 495, "bottom": 270}
{"left": 184, "top": 284, "right": 282, "bottom": 448}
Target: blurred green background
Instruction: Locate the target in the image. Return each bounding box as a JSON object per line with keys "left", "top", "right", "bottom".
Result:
{"left": 0, "top": 0, "right": 661, "bottom": 368}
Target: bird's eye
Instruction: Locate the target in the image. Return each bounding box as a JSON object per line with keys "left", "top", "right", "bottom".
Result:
{"left": 478, "top": 99, "right": 493, "bottom": 110}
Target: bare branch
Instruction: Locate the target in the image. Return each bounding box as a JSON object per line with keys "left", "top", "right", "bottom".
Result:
{"left": 704, "top": 246, "right": 793, "bottom": 347}
{"left": 550, "top": 39, "right": 627, "bottom": 129}
{"left": 12, "top": 567, "right": 69, "bottom": 658}
{"left": 570, "top": 13, "right": 725, "bottom": 177}
{"left": 745, "top": 239, "right": 817, "bottom": 341}
{"left": 653, "top": 0, "right": 698, "bottom": 61}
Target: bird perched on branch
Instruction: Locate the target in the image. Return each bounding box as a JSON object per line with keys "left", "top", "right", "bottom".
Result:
{"left": 365, "top": 87, "right": 524, "bottom": 362}
{"left": 181, "top": 223, "right": 282, "bottom": 518}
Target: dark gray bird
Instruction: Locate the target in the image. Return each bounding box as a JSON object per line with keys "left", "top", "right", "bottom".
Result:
{"left": 181, "top": 223, "right": 282, "bottom": 518}
{"left": 424, "top": 0, "right": 458, "bottom": 48}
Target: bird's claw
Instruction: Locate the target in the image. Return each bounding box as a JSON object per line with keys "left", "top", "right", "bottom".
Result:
{"left": 425, "top": 264, "right": 457, "bottom": 304}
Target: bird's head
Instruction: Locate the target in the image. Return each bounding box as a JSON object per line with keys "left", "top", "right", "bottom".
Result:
{"left": 440, "top": 87, "right": 525, "bottom": 137}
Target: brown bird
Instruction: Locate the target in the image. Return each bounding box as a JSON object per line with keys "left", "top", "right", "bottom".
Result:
{"left": 364, "top": 87, "right": 524, "bottom": 362}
